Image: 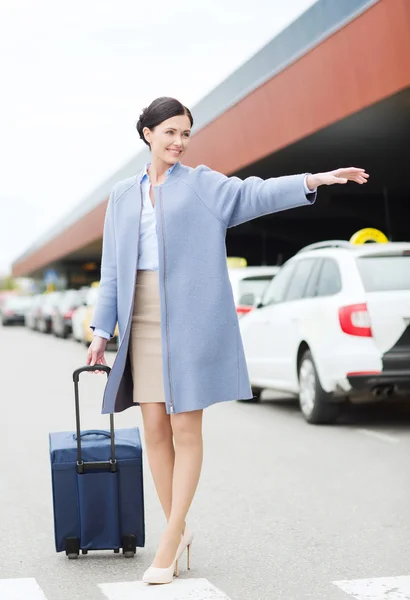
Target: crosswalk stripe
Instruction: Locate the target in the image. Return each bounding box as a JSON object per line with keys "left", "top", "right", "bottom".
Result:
{"left": 334, "top": 575, "right": 410, "bottom": 599}
{"left": 99, "top": 577, "right": 232, "bottom": 599}
{"left": 0, "top": 578, "right": 48, "bottom": 600}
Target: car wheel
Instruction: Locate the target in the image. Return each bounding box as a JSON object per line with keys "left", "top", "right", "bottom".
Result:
{"left": 298, "top": 350, "right": 340, "bottom": 425}
{"left": 250, "top": 387, "right": 262, "bottom": 402}
{"left": 237, "top": 387, "right": 262, "bottom": 403}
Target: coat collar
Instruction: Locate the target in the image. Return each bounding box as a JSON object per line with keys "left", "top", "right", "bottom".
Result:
{"left": 135, "top": 161, "right": 186, "bottom": 187}
{"left": 137, "top": 161, "right": 181, "bottom": 185}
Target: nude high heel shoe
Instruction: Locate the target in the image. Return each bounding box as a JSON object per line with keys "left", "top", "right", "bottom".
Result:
{"left": 176, "top": 524, "right": 194, "bottom": 571}
{"left": 142, "top": 555, "right": 179, "bottom": 585}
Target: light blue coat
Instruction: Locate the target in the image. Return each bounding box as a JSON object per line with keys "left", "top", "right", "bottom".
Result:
{"left": 90, "top": 162, "right": 316, "bottom": 415}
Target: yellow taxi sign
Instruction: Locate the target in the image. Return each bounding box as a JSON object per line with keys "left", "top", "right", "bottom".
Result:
{"left": 227, "top": 257, "right": 247, "bottom": 268}
{"left": 349, "top": 228, "right": 389, "bottom": 245}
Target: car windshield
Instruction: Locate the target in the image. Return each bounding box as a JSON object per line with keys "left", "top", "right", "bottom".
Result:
{"left": 238, "top": 275, "right": 274, "bottom": 305}
{"left": 356, "top": 255, "right": 410, "bottom": 292}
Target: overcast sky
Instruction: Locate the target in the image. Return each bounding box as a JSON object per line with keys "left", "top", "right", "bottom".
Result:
{"left": 0, "top": 0, "right": 317, "bottom": 276}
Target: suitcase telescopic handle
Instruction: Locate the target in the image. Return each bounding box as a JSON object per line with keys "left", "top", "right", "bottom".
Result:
{"left": 72, "top": 364, "right": 116, "bottom": 474}
{"left": 73, "top": 364, "right": 111, "bottom": 382}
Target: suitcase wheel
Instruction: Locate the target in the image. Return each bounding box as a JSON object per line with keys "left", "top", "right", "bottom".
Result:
{"left": 114, "top": 549, "right": 120, "bottom": 554}
{"left": 65, "top": 537, "right": 80, "bottom": 559}
{"left": 81, "top": 550, "right": 88, "bottom": 555}
{"left": 122, "top": 534, "right": 137, "bottom": 558}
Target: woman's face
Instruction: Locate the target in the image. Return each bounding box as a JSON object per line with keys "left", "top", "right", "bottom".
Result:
{"left": 143, "top": 115, "right": 191, "bottom": 165}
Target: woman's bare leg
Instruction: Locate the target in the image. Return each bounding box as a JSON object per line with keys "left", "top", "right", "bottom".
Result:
{"left": 151, "top": 409, "right": 203, "bottom": 568}
{"left": 140, "top": 403, "right": 175, "bottom": 522}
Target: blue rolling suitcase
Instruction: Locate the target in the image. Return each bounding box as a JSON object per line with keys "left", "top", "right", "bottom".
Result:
{"left": 49, "top": 364, "right": 145, "bottom": 558}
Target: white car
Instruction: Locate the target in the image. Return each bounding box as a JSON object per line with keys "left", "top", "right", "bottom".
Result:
{"left": 71, "top": 290, "right": 91, "bottom": 343}
{"left": 239, "top": 240, "right": 410, "bottom": 424}
{"left": 228, "top": 266, "right": 280, "bottom": 317}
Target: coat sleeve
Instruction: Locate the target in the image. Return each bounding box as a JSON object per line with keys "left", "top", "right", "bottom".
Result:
{"left": 193, "top": 165, "right": 316, "bottom": 228}
{"left": 90, "top": 189, "right": 118, "bottom": 337}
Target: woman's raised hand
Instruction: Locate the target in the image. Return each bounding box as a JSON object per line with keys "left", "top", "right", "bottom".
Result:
{"left": 306, "top": 168, "right": 369, "bottom": 190}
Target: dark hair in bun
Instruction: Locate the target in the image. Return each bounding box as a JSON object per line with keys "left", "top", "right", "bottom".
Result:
{"left": 136, "top": 97, "right": 193, "bottom": 146}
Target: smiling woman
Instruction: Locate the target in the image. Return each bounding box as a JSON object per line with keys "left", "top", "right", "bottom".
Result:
{"left": 136, "top": 97, "right": 193, "bottom": 166}
{"left": 87, "top": 94, "right": 368, "bottom": 585}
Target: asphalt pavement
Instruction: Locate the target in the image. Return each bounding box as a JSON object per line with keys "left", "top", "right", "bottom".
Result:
{"left": 1, "top": 323, "right": 410, "bottom": 600}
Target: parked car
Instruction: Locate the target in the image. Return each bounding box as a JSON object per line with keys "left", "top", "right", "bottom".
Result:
{"left": 228, "top": 266, "right": 280, "bottom": 317}
{"left": 72, "top": 283, "right": 118, "bottom": 347}
{"left": 0, "top": 295, "right": 32, "bottom": 325}
{"left": 25, "top": 294, "right": 46, "bottom": 330}
{"left": 0, "top": 290, "right": 18, "bottom": 309}
{"left": 37, "top": 291, "right": 63, "bottom": 334}
{"left": 239, "top": 240, "right": 410, "bottom": 424}
{"left": 72, "top": 300, "right": 89, "bottom": 343}
{"left": 51, "top": 289, "right": 85, "bottom": 338}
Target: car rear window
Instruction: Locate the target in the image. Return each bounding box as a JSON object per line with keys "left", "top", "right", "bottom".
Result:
{"left": 238, "top": 275, "right": 274, "bottom": 305}
{"left": 4, "top": 296, "right": 31, "bottom": 309}
{"left": 356, "top": 255, "right": 410, "bottom": 292}
{"left": 61, "top": 290, "right": 79, "bottom": 310}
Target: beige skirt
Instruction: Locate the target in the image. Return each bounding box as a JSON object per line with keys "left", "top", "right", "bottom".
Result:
{"left": 129, "top": 270, "right": 165, "bottom": 404}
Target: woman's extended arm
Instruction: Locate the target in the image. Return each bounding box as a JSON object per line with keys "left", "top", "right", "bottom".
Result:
{"left": 193, "top": 166, "right": 368, "bottom": 229}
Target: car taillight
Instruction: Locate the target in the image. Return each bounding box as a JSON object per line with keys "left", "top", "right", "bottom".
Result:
{"left": 64, "top": 310, "right": 74, "bottom": 319}
{"left": 338, "top": 303, "right": 372, "bottom": 337}
{"left": 236, "top": 305, "right": 253, "bottom": 317}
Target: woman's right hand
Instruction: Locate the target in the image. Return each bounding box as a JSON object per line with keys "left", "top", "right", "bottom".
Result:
{"left": 87, "top": 336, "right": 108, "bottom": 374}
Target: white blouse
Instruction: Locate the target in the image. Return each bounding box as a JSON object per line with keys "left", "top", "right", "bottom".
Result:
{"left": 137, "top": 162, "right": 177, "bottom": 270}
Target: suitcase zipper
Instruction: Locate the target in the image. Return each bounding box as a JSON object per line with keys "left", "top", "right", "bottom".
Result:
{"left": 159, "top": 187, "right": 175, "bottom": 414}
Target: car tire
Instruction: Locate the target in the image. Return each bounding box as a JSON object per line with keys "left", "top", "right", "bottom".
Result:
{"left": 237, "top": 387, "right": 262, "bottom": 403}
{"left": 250, "top": 387, "right": 262, "bottom": 402}
{"left": 298, "top": 350, "right": 340, "bottom": 425}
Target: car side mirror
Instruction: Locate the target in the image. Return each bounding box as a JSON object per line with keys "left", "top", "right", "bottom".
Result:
{"left": 254, "top": 296, "right": 263, "bottom": 309}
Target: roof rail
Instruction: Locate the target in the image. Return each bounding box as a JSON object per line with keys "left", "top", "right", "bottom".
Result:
{"left": 297, "top": 240, "right": 354, "bottom": 254}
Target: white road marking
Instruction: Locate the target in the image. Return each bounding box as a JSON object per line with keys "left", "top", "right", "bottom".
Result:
{"left": 99, "top": 577, "right": 231, "bottom": 599}
{"left": 334, "top": 575, "right": 410, "bottom": 599}
{"left": 0, "top": 578, "right": 48, "bottom": 600}
{"left": 357, "top": 428, "right": 399, "bottom": 444}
